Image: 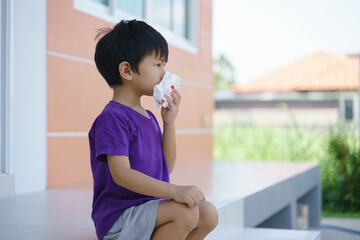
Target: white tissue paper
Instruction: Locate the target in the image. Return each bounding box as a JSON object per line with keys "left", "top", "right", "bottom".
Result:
{"left": 153, "top": 71, "right": 182, "bottom": 109}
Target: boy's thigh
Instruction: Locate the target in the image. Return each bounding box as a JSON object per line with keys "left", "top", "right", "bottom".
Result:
{"left": 154, "top": 199, "right": 198, "bottom": 229}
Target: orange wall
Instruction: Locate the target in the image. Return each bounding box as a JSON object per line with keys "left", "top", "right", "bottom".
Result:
{"left": 47, "top": 0, "right": 214, "bottom": 188}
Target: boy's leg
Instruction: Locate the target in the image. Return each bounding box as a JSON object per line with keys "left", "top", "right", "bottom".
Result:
{"left": 185, "top": 201, "right": 218, "bottom": 240}
{"left": 151, "top": 199, "right": 199, "bottom": 240}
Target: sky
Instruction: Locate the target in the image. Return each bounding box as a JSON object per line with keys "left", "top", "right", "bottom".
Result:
{"left": 213, "top": 0, "right": 360, "bottom": 85}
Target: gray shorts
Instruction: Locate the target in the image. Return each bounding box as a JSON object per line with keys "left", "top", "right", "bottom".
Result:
{"left": 103, "top": 199, "right": 162, "bottom": 240}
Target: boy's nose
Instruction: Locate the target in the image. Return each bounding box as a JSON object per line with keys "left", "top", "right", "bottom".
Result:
{"left": 160, "top": 71, "right": 166, "bottom": 80}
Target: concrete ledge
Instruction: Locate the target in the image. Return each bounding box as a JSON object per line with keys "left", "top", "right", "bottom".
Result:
{"left": 244, "top": 165, "right": 321, "bottom": 228}
{"left": 225, "top": 228, "right": 320, "bottom": 240}
{"left": 171, "top": 161, "right": 321, "bottom": 239}
{"left": 0, "top": 174, "right": 14, "bottom": 198}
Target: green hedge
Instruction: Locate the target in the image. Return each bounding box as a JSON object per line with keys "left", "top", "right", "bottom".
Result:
{"left": 214, "top": 123, "right": 360, "bottom": 215}
{"left": 321, "top": 126, "right": 360, "bottom": 213}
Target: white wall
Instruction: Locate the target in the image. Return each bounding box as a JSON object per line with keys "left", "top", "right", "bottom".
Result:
{"left": 10, "top": 0, "right": 47, "bottom": 194}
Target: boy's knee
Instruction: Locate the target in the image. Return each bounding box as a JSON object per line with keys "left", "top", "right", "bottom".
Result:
{"left": 174, "top": 204, "right": 199, "bottom": 231}
{"left": 200, "top": 201, "right": 218, "bottom": 231}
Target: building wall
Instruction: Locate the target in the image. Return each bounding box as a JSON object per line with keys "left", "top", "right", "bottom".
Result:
{"left": 214, "top": 108, "right": 339, "bottom": 127}
{"left": 46, "top": 0, "right": 214, "bottom": 188}
{"left": 215, "top": 90, "right": 360, "bottom": 128}
{"left": 215, "top": 99, "right": 339, "bottom": 127}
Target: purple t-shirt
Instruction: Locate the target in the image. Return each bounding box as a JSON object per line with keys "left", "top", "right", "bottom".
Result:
{"left": 88, "top": 101, "right": 170, "bottom": 239}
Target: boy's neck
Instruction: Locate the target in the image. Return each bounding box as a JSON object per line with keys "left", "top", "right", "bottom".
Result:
{"left": 111, "top": 85, "right": 142, "bottom": 108}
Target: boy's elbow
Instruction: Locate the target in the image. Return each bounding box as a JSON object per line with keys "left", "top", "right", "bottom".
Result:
{"left": 111, "top": 168, "right": 133, "bottom": 188}
{"left": 112, "top": 174, "right": 126, "bottom": 187}
{"left": 168, "top": 163, "right": 175, "bottom": 174}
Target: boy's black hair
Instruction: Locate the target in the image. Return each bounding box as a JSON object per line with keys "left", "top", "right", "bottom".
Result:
{"left": 94, "top": 19, "right": 168, "bottom": 88}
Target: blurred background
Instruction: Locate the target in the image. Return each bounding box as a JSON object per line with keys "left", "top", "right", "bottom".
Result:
{"left": 213, "top": 0, "right": 360, "bottom": 220}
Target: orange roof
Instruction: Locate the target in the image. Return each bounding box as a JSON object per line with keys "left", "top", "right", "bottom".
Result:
{"left": 230, "top": 51, "right": 359, "bottom": 93}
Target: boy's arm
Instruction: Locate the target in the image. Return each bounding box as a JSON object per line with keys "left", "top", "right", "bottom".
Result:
{"left": 107, "top": 154, "right": 205, "bottom": 207}
{"left": 108, "top": 154, "right": 175, "bottom": 198}
{"left": 162, "top": 123, "right": 176, "bottom": 174}
{"left": 161, "top": 90, "right": 181, "bottom": 174}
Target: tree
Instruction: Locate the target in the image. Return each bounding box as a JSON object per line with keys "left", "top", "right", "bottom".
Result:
{"left": 214, "top": 54, "right": 235, "bottom": 91}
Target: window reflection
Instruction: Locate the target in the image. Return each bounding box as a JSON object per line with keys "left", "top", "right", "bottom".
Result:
{"left": 91, "top": 0, "right": 109, "bottom": 6}
{"left": 117, "top": 0, "right": 144, "bottom": 18}
{"left": 151, "top": 0, "right": 171, "bottom": 30}
{"left": 173, "top": 0, "right": 187, "bottom": 38}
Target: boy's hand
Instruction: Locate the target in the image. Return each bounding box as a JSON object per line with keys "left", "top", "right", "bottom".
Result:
{"left": 173, "top": 185, "right": 205, "bottom": 208}
{"left": 161, "top": 90, "right": 181, "bottom": 127}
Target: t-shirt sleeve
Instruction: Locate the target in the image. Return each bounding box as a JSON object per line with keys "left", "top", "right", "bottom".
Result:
{"left": 94, "top": 112, "right": 131, "bottom": 162}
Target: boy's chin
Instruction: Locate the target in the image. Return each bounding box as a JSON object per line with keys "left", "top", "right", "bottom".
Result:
{"left": 143, "top": 91, "right": 153, "bottom": 97}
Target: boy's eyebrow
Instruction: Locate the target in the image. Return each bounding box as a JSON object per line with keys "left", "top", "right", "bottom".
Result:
{"left": 154, "top": 57, "right": 166, "bottom": 62}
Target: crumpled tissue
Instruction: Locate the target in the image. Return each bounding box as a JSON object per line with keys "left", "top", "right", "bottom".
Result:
{"left": 153, "top": 71, "right": 182, "bottom": 109}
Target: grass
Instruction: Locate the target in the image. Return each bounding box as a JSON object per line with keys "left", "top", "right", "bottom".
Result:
{"left": 213, "top": 123, "right": 360, "bottom": 218}
{"left": 322, "top": 209, "right": 360, "bottom": 218}
{"left": 214, "top": 123, "right": 329, "bottom": 162}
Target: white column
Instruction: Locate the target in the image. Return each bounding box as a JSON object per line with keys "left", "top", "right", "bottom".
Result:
{"left": 10, "top": 0, "right": 47, "bottom": 194}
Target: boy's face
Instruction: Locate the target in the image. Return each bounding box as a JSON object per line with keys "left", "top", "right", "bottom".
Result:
{"left": 132, "top": 52, "right": 167, "bottom": 96}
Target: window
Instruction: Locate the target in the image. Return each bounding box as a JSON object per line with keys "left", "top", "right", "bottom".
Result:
{"left": 345, "top": 99, "right": 353, "bottom": 120}
{"left": 75, "top": 0, "right": 197, "bottom": 52}
{"left": 151, "top": 0, "right": 188, "bottom": 38}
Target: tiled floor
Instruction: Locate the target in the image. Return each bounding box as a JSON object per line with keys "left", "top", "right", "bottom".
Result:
{"left": 320, "top": 218, "right": 360, "bottom": 240}
{"left": 0, "top": 190, "right": 96, "bottom": 240}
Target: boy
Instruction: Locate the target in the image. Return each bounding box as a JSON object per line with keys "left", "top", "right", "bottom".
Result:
{"left": 89, "top": 19, "right": 218, "bottom": 240}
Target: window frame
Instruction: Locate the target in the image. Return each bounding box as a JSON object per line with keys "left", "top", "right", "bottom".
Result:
{"left": 0, "top": 0, "right": 4, "bottom": 174}
{"left": 74, "top": 0, "right": 198, "bottom": 53}
{"left": 0, "top": 0, "right": 12, "bottom": 174}
{"left": 339, "top": 92, "right": 358, "bottom": 124}
{"left": 344, "top": 98, "right": 354, "bottom": 120}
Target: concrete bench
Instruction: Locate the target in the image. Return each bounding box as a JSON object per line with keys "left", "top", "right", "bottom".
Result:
{"left": 170, "top": 161, "right": 322, "bottom": 239}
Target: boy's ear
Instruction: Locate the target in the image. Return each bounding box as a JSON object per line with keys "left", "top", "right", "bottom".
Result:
{"left": 118, "top": 61, "right": 133, "bottom": 82}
